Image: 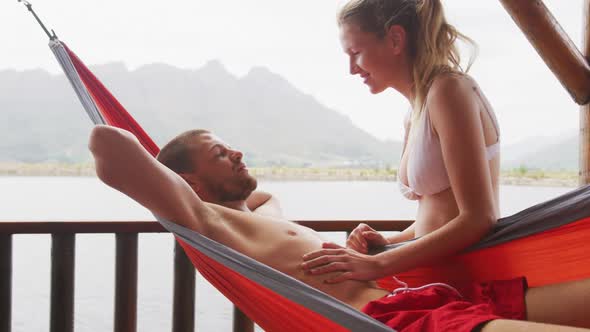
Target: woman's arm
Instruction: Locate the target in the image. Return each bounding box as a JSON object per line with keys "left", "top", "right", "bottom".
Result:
{"left": 386, "top": 222, "right": 415, "bottom": 244}
{"left": 302, "top": 75, "right": 496, "bottom": 282}
{"left": 374, "top": 75, "right": 496, "bottom": 274}
{"left": 89, "top": 125, "right": 216, "bottom": 235}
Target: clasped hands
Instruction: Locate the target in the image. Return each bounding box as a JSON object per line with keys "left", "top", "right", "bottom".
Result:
{"left": 301, "top": 223, "right": 390, "bottom": 283}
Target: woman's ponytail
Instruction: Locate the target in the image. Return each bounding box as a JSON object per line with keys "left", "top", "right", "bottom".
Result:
{"left": 412, "top": 0, "right": 477, "bottom": 112}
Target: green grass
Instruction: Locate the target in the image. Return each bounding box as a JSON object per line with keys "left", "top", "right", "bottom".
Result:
{"left": 501, "top": 167, "right": 577, "bottom": 181}
{"left": 0, "top": 163, "right": 579, "bottom": 186}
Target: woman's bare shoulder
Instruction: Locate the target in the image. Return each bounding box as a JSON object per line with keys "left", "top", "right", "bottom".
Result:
{"left": 426, "top": 72, "right": 479, "bottom": 115}
{"left": 429, "top": 71, "right": 475, "bottom": 97}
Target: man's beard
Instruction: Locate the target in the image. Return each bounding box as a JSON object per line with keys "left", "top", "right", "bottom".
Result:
{"left": 211, "top": 175, "right": 258, "bottom": 202}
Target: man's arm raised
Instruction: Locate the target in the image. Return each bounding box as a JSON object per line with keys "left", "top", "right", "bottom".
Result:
{"left": 89, "top": 125, "right": 214, "bottom": 235}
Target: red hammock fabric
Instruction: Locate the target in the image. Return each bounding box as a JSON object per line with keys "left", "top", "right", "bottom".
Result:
{"left": 177, "top": 239, "right": 349, "bottom": 332}
{"left": 378, "top": 217, "right": 590, "bottom": 290}
{"left": 63, "top": 43, "right": 159, "bottom": 157}
{"left": 64, "top": 42, "right": 350, "bottom": 331}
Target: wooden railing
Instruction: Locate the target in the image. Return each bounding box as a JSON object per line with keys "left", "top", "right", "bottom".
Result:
{"left": 0, "top": 219, "right": 412, "bottom": 332}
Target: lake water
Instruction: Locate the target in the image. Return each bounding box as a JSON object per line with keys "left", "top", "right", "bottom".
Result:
{"left": 0, "top": 177, "right": 575, "bottom": 331}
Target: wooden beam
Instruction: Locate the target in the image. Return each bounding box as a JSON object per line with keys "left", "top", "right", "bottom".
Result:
{"left": 298, "top": 220, "right": 412, "bottom": 232}
{"left": 0, "top": 220, "right": 413, "bottom": 235}
{"left": 172, "top": 241, "right": 195, "bottom": 332}
{"left": 581, "top": 0, "right": 590, "bottom": 185}
{"left": 233, "top": 307, "right": 254, "bottom": 332}
{"left": 0, "top": 235, "right": 11, "bottom": 332}
{"left": 114, "top": 233, "right": 138, "bottom": 332}
{"left": 586, "top": 0, "right": 590, "bottom": 58}
{"left": 500, "top": 0, "right": 590, "bottom": 105}
{"left": 50, "top": 234, "right": 75, "bottom": 332}
{"left": 0, "top": 221, "right": 166, "bottom": 234}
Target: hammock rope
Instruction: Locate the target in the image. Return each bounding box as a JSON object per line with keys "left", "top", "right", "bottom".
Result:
{"left": 17, "top": 0, "right": 58, "bottom": 40}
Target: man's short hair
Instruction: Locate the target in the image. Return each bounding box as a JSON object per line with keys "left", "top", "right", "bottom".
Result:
{"left": 156, "top": 129, "right": 210, "bottom": 173}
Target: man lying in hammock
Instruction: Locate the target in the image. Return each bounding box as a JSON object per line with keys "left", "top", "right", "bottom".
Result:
{"left": 89, "top": 125, "right": 590, "bottom": 332}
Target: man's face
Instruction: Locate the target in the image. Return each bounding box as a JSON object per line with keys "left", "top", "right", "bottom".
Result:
{"left": 190, "top": 133, "right": 257, "bottom": 202}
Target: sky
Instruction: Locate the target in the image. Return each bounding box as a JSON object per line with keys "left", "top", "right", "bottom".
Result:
{"left": 1, "top": 0, "right": 586, "bottom": 145}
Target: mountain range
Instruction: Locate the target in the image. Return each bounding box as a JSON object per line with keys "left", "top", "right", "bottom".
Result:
{"left": 502, "top": 134, "right": 578, "bottom": 171}
{"left": 0, "top": 61, "right": 579, "bottom": 170}
{"left": 0, "top": 61, "right": 401, "bottom": 167}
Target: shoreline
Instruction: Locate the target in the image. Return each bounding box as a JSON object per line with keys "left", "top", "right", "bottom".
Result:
{"left": 0, "top": 163, "right": 578, "bottom": 187}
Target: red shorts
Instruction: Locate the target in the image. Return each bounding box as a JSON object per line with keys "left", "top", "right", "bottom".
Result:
{"left": 362, "top": 277, "right": 527, "bottom": 332}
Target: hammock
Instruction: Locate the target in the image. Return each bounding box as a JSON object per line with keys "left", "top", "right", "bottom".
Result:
{"left": 380, "top": 190, "right": 590, "bottom": 289}
{"left": 50, "top": 40, "right": 392, "bottom": 332}
{"left": 49, "top": 39, "right": 590, "bottom": 329}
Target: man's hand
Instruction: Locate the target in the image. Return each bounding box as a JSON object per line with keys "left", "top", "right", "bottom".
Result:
{"left": 346, "top": 223, "right": 389, "bottom": 254}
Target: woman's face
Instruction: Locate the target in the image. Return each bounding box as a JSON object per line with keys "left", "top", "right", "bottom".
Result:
{"left": 340, "top": 22, "right": 402, "bottom": 94}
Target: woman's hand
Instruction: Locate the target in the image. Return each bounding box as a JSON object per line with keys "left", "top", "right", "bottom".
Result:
{"left": 346, "top": 223, "right": 389, "bottom": 254}
{"left": 301, "top": 242, "right": 383, "bottom": 283}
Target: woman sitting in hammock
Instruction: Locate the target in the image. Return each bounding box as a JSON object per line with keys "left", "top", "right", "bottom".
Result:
{"left": 303, "top": 0, "right": 503, "bottom": 283}
{"left": 304, "top": 0, "right": 520, "bottom": 282}
{"left": 90, "top": 125, "right": 590, "bottom": 331}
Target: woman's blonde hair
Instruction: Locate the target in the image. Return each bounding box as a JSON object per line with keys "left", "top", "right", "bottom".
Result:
{"left": 338, "top": 0, "right": 477, "bottom": 117}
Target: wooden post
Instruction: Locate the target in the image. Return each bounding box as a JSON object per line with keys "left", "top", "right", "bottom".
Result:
{"left": 0, "top": 235, "right": 12, "bottom": 332}
{"left": 114, "top": 233, "right": 138, "bottom": 332}
{"left": 50, "top": 234, "right": 75, "bottom": 332}
{"left": 581, "top": 0, "right": 590, "bottom": 185}
{"left": 500, "top": 0, "right": 590, "bottom": 105}
{"left": 232, "top": 307, "right": 254, "bottom": 332}
{"left": 172, "top": 241, "right": 195, "bottom": 332}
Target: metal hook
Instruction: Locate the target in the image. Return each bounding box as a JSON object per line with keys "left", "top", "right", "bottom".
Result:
{"left": 17, "top": 0, "right": 58, "bottom": 40}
